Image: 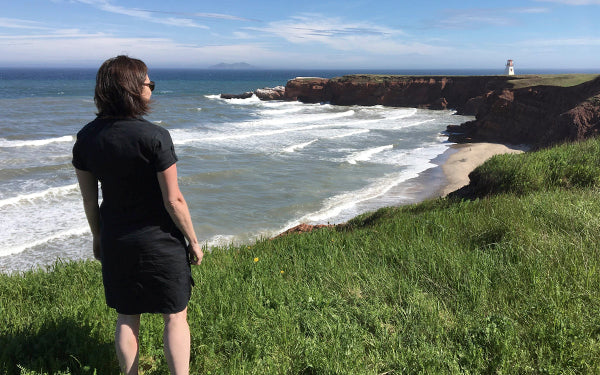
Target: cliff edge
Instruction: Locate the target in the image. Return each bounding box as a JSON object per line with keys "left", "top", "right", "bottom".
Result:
{"left": 283, "top": 74, "right": 600, "bottom": 148}
{"left": 446, "top": 76, "right": 600, "bottom": 148}
{"left": 284, "top": 75, "right": 512, "bottom": 114}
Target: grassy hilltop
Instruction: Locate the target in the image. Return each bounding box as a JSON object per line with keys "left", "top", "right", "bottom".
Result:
{"left": 4, "top": 71, "right": 600, "bottom": 372}
{"left": 3, "top": 136, "right": 600, "bottom": 374}
{"left": 328, "top": 73, "right": 600, "bottom": 89}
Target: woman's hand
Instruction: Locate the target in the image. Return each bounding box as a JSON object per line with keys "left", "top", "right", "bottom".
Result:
{"left": 188, "top": 242, "right": 204, "bottom": 265}
{"left": 93, "top": 236, "right": 102, "bottom": 261}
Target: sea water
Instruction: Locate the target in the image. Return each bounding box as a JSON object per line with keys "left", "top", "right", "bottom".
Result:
{"left": 0, "top": 68, "right": 491, "bottom": 273}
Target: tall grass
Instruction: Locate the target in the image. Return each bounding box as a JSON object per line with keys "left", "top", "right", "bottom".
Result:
{"left": 464, "top": 137, "right": 600, "bottom": 197}
{"left": 3, "top": 138, "right": 600, "bottom": 374}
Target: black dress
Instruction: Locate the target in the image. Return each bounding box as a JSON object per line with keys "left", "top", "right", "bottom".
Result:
{"left": 72, "top": 117, "right": 192, "bottom": 315}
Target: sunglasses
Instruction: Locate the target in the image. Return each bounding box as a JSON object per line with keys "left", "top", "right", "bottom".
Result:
{"left": 143, "top": 81, "right": 155, "bottom": 91}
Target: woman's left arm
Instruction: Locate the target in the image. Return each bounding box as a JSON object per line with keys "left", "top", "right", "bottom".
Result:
{"left": 157, "top": 164, "right": 204, "bottom": 265}
{"left": 75, "top": 168, "right": 102, "bottom": 260}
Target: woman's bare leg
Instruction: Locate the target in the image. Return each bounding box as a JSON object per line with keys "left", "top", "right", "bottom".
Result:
{"left": 162, "top": 307, "right": 190, "bottom": 375}
{"left": 115, "top": 313, "right": 141, "bottom": 375}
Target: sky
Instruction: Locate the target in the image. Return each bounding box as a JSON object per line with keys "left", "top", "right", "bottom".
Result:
{"left": 1, "top": 0, "right": 599, "bottom": 70}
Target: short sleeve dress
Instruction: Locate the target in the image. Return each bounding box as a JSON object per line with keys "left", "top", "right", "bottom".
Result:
{"left": 72, "top": 117, "right": 192, "bottom": 315}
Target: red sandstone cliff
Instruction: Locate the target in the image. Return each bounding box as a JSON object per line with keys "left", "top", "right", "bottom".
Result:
{"left": 284, "top": 77, "right": 330, "bottom": 104}
{"left": 283, "top": 75, "right": 600, "bottom": 148}
{"left": 284, "top": 75, "right": 512, "bottom": 114}
{"left": 447, "top": 77, "right": 600, "bottom": 148}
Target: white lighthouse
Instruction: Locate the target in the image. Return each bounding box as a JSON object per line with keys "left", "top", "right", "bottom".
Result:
{"left": 505, "top": 59, "right": 515, "bottom": 75}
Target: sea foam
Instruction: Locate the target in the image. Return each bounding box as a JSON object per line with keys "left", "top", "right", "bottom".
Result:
{"left": 0, "top": 184, "right": 79, "bottom": 208}
{"left": 346, "top": 145, "right": 394, "bottom": 164}
{"left": 0, "top": 135, "right": 74, "bottom": 148}
{"left": 1, "top": 226, "right": 89, "bottom": 257}
{"left": 283, "top": 139, "right": 318, "bottom": 153}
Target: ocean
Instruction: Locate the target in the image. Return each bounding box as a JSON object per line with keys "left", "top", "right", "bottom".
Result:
{"left": 0, "top": 67, "right": 575, "bottom": 274}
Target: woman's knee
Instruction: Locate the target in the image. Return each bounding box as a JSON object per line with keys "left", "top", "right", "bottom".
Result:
{"left": 117, "top": 314, "right": 141, "bottom": 327}
{"left": 162, "top": 307, "right": 187, "bottom": 324}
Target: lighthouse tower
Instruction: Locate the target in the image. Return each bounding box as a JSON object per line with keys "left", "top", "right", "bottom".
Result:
{"left": 505, "top": 59, "right": 515, "bottom": 75}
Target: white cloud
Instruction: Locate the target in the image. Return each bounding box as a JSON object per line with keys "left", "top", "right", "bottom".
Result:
{"left": 0, "top": 29, "right": 107, "bottom": 39}
{"left": 73, "top": 0, "right": 209, "bottom": 28}
{"left": 516, "top": 37, "right": 600, "bottom": 46}
{"left": 510, "top": 7, "right": 550, "bottom": 13}
{"left": 251, "top": 14, "right": 400, "bottom": 43}
{"left": 138, "top": 10, "right": 258, "bottom": 22}
{"left": 432, "top": 7, "right": 549, "bottom": 29}
{"left": 0, "top": 32, "right": 276, "bottom": 67}
{"left": 437, "top": 10, "right": 514, "bottom": 29}
{"left": 232, "top": 31, "right": 253, "bottom": 39}
{"left": 0, "top": 17, "right": 49, "bottom": 30}
{"left": 246, "top": 14, "right": 445, "bottom": 56}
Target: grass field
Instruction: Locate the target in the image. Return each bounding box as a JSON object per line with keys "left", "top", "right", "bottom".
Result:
{"left": 3, "top": 137, "right": 600, "bottom": 374}
{"left": 327, "top": 73, "right": 600, "bottom": 89}
{"left": 507, "top": 74, "right": 600, "bottom": 89}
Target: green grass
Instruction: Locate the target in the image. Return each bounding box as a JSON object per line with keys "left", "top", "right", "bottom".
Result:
{"left": 465, "top": 137, "right": 600, "bottom": 197}
{"left": 4, "top": 138, "right": 600, "bottom": 374}
{"left": 326, "top": 73, "right": 600, "bottom": 89}
{"left": 507, "top": 74, "right": 600, "bottom": 89}
{"left": 329, "top": 74, "right": 508, "bottom": 84}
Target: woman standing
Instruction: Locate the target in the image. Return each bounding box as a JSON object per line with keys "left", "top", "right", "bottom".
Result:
{"left": 73, "top": 55, "right": 203, "bottom": 375}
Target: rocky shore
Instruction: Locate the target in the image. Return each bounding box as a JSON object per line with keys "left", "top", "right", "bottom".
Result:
{"left": 224, "top": 74, "right": 600, "bottom": 149}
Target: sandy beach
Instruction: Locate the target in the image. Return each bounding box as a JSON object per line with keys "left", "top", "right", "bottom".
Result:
{"left": 440, "top": 143, "right": 528, "bottom": 196}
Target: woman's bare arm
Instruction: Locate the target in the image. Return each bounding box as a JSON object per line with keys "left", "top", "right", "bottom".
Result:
{"left": 157, "top": 164, "right": 203, "bottom": 265}
{"left": 75, "top": 168, "right": 102, "bottom": 260}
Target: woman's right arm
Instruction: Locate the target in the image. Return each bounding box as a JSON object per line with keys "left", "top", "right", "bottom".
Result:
{"left": 157, "top": 164, "right": 204, "bottom": 265}
{"left": 75, "top": 168, "right": 102, "bottom": 260}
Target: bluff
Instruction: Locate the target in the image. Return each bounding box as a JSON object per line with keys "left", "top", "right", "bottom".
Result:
{"left": 283, "top": 75, "right": 513, "bottom": 114}
{"left": 282, "top": 74, "right": 600, "bottom": 148}
{"left": 446, "top": 76, "right": 600, "bottom": 148}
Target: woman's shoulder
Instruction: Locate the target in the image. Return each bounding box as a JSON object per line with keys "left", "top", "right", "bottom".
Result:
{"left": 76, "top": 117, "right": 170, "bottom": 142}
{"left": 115, "top": 117, "right": 162, "bottom": 129}
{"left": 127, "top": 118, "right": 171, "bottom": 139}
{"left": 76, "top": 117, "right": 107, "bottom": 139}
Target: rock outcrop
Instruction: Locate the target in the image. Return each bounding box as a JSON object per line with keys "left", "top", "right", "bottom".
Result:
{"left": 222, "top": 74, "right": 600, "bottom": 148}
{"left": 221, "top": 86, "right": 286, "bottom": 101}
{"left": 284, "top": 78, "right": 330, "bottom": 104}
{"left": 283, "top": 75, "right": 513, "bottom": 114}
{"left": 274, "top": 223, "right": 335, "bottom": 238}
{"left": 447, "top": 77, "right": 600, "bottom": 148}
{"left": 254, "top": 86, "right": 285, "bottom": 100}
{"left": 282, "top": 74, "right": 600, "bottom": 148}
{"left": 220, "top": 92, "right": 253, "bottom": 99}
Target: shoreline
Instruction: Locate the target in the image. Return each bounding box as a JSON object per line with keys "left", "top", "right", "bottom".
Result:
{"left": 439, "top": 142, "right": 529, "bottom": 197}
{"left": 1, "top": 141, "right": 530, "bottom": 273}
{"left": 277, "top": 142, "right": 529, "bottom": 237}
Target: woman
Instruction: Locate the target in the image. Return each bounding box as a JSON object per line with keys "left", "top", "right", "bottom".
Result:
{"left": 72, "top": 55, "right": 203, "bottom": 375}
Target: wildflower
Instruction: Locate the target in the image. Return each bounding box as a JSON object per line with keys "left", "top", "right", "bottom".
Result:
{"left": 280, "top": 270, "right": 285, "bottom": 274}
{"left": 254, "top": 257, "right": 259, "bottom": 262}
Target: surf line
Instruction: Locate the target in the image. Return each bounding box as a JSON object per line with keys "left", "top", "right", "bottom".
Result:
{"left": 0, "top": 184, "right": 79, "bottom": 208}
{"left": 347, "top": 144, "right": 394, "bottom": 165}
{"left": 0, "top": 135, "right": 74, "bottom": 148}
{"left": 1, "top": 226, "right": 89, "bottom": 257}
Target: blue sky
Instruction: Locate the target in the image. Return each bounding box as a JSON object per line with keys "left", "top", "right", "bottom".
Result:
{"left": 1, "top": 0, "right": 599, "bottom": 69}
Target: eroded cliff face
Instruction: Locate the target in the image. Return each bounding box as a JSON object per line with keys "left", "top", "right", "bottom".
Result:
{"left": 284, "top": 75, "right": 512, "bottom": 114}
{"left": 284, "top": 77, "right": 329, "bottom": 104}
{"left": 447, "top": 77, "right": 600, "bottom": 148}
{"left": 283, "top": 75, "right": 600, "bottom": 148}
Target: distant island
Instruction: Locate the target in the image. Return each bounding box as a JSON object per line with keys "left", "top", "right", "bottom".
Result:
{"left": 209, "top": 62, "right": 255, "bottom": 69}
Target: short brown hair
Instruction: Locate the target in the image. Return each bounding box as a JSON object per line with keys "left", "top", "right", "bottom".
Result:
{"left": 94, "top": 55, "right": 151, "bottom": 118}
